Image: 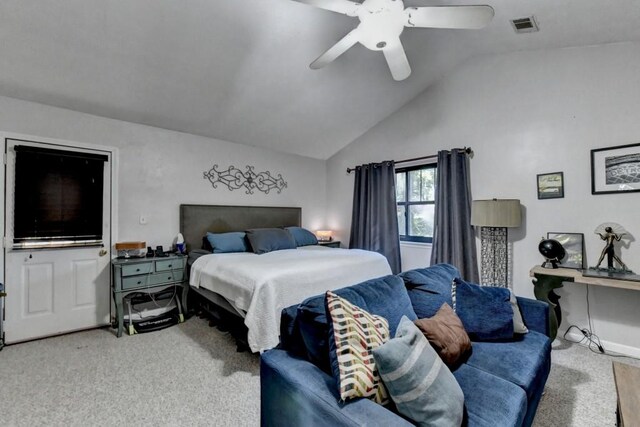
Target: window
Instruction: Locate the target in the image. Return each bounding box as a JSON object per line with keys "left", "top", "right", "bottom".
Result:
{"left": 396, "top": 164, "right": 436, "bottom": 243}
{"left": 14, "top": 145, "right": 107, "bottom": 247}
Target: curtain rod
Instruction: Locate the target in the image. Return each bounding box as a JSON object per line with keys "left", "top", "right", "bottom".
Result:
{"left": 345, "top": 147, "right": 472, "bottom": 174}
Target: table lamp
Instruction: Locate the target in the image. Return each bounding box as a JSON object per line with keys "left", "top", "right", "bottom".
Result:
{"left": 316, "top": 230, "right": 333, "bottom": 242}
{"left": 471, "top": 199, "right": 522, "bottom": 287}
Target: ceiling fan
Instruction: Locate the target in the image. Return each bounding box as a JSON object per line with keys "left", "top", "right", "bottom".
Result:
{"left": 293, "top": 0, "right": 494, "bottom": 81}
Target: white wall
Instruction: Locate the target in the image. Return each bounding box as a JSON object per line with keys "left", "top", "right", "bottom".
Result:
{"left": 0, "top": 96, "right": 327, "bottom": 249}
{"left": 327, "top": 41, "right": 640, "bottom": 355}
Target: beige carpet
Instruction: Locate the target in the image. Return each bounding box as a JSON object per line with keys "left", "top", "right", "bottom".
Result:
{"left": 1, "top": 317, "right": 638, "bottom": 426}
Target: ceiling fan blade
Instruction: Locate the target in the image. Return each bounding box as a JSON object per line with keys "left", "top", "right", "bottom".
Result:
{"left": 382, "top": 39, "right": 411, "bottom": 81}
{"left": 292, "top": 0, "right": 361, "bottom": 17}
{"left": 405, "top": 5, "right": 494, "bottom": 29}
{"left": 310, "top": 29, "right": 360, "bottom": 69}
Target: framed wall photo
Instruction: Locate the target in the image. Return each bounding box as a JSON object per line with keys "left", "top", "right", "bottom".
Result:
{"left": 591, "top": 143, "right": 640, "bottom": 194}
{"left": 547, "top": 232, "right": 585, "bottom": 269}
{"left": 537, "top": 172, "right": 564, "bottom": 199}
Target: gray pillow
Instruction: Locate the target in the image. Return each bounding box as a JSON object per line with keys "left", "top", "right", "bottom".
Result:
{"left": 245, "top": 228, "right": 296, "bottom": 254}
{"left": 509, "top": 289, "right": 529, "bottom": 334}
{"left": 372, "top": 316, "right": 464, "bottom": 427}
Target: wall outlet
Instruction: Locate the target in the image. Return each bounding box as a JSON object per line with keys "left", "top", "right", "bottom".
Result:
{"left": 139, "top": 214, "right": 148, "bottom": 225}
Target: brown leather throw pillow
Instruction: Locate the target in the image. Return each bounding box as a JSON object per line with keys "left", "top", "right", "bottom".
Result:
{"left": 414, "top": 303, "right": 472, "bottom": 369}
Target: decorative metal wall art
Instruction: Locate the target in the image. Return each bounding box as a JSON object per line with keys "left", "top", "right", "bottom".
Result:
{"left": 203, "top": 164, "right": 287, "bottom": 195}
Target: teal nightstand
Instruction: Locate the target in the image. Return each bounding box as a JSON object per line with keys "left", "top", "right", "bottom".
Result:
{"left": 112, "top": 254, "right": 187, "bottom": 337}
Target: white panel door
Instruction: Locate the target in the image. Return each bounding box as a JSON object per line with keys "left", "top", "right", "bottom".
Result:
{"left": 3, "top": 139, "right": 112, "bottom": 344}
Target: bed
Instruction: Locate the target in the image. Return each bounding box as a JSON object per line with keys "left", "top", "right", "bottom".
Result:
{"left": 180, "top": 204, "right": 392, "bottom": 352}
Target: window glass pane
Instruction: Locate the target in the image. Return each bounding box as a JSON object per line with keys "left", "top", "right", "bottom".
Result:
{"left": 397, "top": 205, "right": 406, "bottom": 236}
{"left": 409, "top": 168, "right": 436, "bottom": 202}
{"left": 408, "top": 204, "right": 434, "bottom": 238}
{"left": 396, "top": 172, "right": 406, "bottom": 201}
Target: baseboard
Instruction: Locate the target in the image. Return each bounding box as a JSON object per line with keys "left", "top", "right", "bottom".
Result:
{"left": 559, "top": 329, "right": 640, "bottom": 359}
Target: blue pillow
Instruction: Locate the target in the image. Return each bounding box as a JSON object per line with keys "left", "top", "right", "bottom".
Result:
{"left": 245, "top": 228, "right": 296, "bottom": 254}
{"left": 296, "top": 275, "right": 416, "bottom": 375}
{"left": 400, "top": 264, "right": 460, "bottom": 318}
{"left": 285, "top": 226, "right": 318, "bottom": 247}
{"left": 453, "top": 278, "right": 514, "bottom": 341}
{"left": 326, "top": 275, "right": 417, "bottom": 396}
{"left": 205, "top": 232, "right": 248, "bottom": 254}
{"left": 373, "top": 316, "right": 464, "bottom": 425}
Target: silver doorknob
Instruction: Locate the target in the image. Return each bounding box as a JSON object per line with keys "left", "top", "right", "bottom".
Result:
{"left": 99, "top": 249, "right": 108, "bottom": 257}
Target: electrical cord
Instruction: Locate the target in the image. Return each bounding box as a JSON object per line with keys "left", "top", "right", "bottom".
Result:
{"left": 563, "top": 325, "right": 604, "bottom": 354}
{"left": 562, "top": 284, "right": 640, "bottom": 361}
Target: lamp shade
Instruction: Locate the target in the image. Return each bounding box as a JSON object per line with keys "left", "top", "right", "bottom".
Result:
{"left": 316, "top": 230, "right": 333, "bottom": 241}
{"left": 471, "top": 199, "right": 521, "bottom": 228}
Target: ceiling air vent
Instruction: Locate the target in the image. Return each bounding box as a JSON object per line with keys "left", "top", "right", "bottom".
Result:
{"left": 511, "top": 16, "right": 539, "bottom": 34}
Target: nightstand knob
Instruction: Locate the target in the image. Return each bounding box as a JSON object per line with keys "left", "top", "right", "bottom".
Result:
{"left": 167, "top": 276, "right": 171, "bottom": 280}
{"left": 137, "top": 281, "right": 142, "bottom": 285}
{"left": 136, "top": 268, "right": 140, "bottom": 272}
{"left": 168, "top": 264, "right": 172, "bottom": 268}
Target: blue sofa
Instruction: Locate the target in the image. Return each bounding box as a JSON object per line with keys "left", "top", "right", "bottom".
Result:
{"left": 261, "top": 264, "right": 552, "bottom": 427}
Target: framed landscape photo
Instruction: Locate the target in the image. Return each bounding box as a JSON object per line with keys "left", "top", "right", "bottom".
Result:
{"left": 547, "top": 232, "right": 585, "bottom": 269}
{"left": 537, "top": 172, "right": 564, "bottom": 199}
{"left": 591, "top": 143, "right": 640, "bottom": 195}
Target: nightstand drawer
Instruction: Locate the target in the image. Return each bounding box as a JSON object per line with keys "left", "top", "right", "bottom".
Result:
{"left": 121, "top": 270, "right": 184, "bottom": 290}
{"left": 149, "top": 270, "right": 184, "bottom": 285}
{"left": 122, "top": 275, "right": 150, "bottom": 289}
{"left": 122, "top": 270, "right": 184, "bottom": 290}
{"left": 155, "top": 258, "right": 185, "bottom": 272}
{"left": 121, "top": 263, "right": 153, "bottom": 277}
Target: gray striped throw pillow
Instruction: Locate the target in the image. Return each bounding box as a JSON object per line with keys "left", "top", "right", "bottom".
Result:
{"left": 372, "top": 316, "right": 464, "bottom": 426}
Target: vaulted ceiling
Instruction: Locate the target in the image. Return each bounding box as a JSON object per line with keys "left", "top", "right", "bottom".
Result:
{"left": 1, "top": 0, "right": 639, "bottom": 159}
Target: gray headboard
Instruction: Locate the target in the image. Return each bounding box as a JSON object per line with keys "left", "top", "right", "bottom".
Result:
{"left": 179, "top": 204, "right": 302, "bottom": 252}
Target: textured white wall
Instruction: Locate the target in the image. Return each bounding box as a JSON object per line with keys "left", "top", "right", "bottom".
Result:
{"left": 0, "top": 96, "right": 327, "bottom": 250}
{"left": 327, "top": 41, "right": 640, "bottom": 356}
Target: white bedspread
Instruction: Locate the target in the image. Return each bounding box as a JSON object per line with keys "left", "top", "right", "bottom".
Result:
{"left": 189, "top": 246, "right": 392, "bottom": 352}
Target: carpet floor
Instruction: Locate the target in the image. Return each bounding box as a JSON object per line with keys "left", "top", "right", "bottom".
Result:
{"left": 1, "top": 317, "right": 637, "bottom": 426}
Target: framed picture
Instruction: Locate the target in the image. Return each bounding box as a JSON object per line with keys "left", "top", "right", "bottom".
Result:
{"left": 591, "top": 143, "right": 640, "bottom": 194}
{"left": 537, "top": 172, "right": 564, "bottom": 199}
{"left": 547, "top": 232, "right": 585, "bottom": 269}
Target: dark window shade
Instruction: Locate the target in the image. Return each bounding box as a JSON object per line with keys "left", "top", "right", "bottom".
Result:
{"left": 14, "top": 146, "right": 108, "bottom": 243}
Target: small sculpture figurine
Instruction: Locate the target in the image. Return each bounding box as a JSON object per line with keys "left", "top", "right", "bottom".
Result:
{"left": 592, "top": 223, "right": 632, "bottom": 272}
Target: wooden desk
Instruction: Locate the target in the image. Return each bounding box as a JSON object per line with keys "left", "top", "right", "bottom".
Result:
{"left": 529, "top": 266, "right": 640, "bottom": 340}
{"left": 613, "top": 361, "right": 640, "bottom": 427}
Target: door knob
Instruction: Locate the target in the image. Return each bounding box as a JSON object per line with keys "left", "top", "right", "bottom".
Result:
{"left": 99, "top": 249, "right": 108, "bottom": 257}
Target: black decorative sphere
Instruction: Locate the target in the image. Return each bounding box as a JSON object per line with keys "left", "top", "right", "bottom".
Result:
{"left": 538, "top": 239, "right": 566, "bottom": 268}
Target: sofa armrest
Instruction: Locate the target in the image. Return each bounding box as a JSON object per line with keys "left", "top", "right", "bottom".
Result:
{"left": 261, "top": 349, "right": 411, "bottom": 427}
{"left": 516, "top": 297, "right": 550, "bottom": 337}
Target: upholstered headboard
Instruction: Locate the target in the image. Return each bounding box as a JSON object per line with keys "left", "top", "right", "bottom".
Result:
{"left": 179, "top": 204, "right": 302, "bottom": 252}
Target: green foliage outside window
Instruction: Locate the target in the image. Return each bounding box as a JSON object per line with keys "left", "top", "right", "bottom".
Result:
{"left": 396, "top": 165, "right": 436, "bottom": 242}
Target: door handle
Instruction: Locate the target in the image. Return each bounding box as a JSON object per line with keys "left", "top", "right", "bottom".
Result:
{"left": 99, "top": 249, "right": 108, "bottom": 257}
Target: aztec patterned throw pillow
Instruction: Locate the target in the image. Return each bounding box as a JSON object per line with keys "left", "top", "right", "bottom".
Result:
{"left": 326, "top": 291, "right": 390, "bottom": 405}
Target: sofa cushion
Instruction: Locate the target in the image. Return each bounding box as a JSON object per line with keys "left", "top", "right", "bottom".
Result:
{"left": 295, "top": 275, "right": 417, "bottom": 374}
{"left": 400, "top": 264, "right": 459, "bottom": 318}
{"left": 373, "top": 316, "right": 464, "bottom": 426}
{"left": 453, "top": 278, "right": 514, "bottom": 341}
{"left": 465, "top": 330, "right": 552, "bottom": 401}
{"left": 452, "top": 363, "right": 528, "bottom": 427}
{"left": 414, "top": 303, "right": 472, "bottom": 369}
{"left": 509, "top": 289, "right": 529, "bottom": 334}
{"left": 326, "top": 291, "right": 390, "bottom": 404}
{"left": 296, "top": 297, "right": 332, "bottom": 373}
